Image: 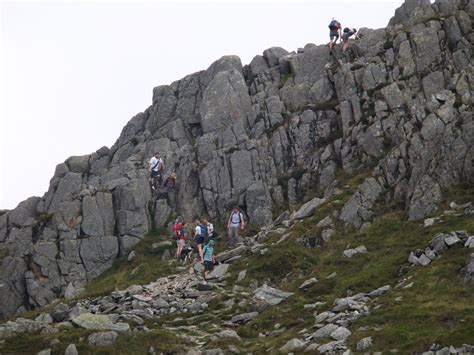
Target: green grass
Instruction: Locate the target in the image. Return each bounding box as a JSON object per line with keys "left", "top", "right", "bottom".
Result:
{"left": 35, "top": 213, "right": 54, "bottom": 225}
{"left": 82, "top": 229, "right": 176, "bottom": 298}
{"left": 1, "top": 325, "right": 188, "bottom": 355}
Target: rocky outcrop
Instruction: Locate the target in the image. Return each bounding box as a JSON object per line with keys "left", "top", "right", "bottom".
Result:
{"left": 408, "top": 231, "right": 472, "bottom": 266}
{"left": 1, "top": 0, "right": 473, "bottom": 317}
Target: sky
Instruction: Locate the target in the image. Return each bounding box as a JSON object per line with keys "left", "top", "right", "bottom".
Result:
{"left": 0, "top": 0, "right": 403, "bottom": 210}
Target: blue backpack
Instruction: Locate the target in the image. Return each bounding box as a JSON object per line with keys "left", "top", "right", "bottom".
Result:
{"left": 200, "top": 224, "right": 209, "bottom": 238}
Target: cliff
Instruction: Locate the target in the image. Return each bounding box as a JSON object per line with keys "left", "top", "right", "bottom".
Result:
{"left": 0, "top": 0, "right": 473, "bottom": 318}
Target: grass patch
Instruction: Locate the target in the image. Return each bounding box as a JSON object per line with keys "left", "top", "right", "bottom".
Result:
{"left": 82, "top": 229, "right": 175, "bottom": 298}
{"left": 35, "top": 213, "right": 54, "bottom": 225}
{"left": 1, "top": 325, "right": 188, "bottom": 355}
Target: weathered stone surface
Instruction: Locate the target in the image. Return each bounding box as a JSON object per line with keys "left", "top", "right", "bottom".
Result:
{"left": 216, "top": 246, "right": 248, "bottom": 263}
{"left": 280, "top": 338, "right": 306, "bottom": 352}
{"left": 343, "top": 245, "right": 368, "bottom": 258}
{"left": 80, "top": 236, "right": 119, "bottom": 279}
{"left": 8, "top": 197, "right": 41, "bottom": 227}
{"left": 87, "top": 331, "right": 118, "bottom": 346}
{"left": 311, "top": 324, "right": 339, "bottom": 339}
{"left": 460, "top": 253, "right": 474, "bottom": 283}
{"left": 200, "top": 69, "right": 254, "bottom": 134}
{"left": 253, "top": 284, "right": 293, "bottom": 305}
{"left": 293, "top": 197, "right": 326, "bottom": 219}
{"left": 207, "top": 263, "right": 229, "bottom": 280}
{"left": 64, "top": 344, "right": 79, "bottom": 355}
{"left": 72, "top": 313, "right": 130, "bottom": 333}
{"left": 216, "top": 329, "right": 241, "bottom": 340}
{"left": 340, "top": 178, "right": 383, "bottom": 229}
{"left": 330, "top": 326, "right": 351, "bottom": 341}
{"left": 299, "top": 277, "right": 319, "bottom": 290}
{"left": 356, "top": 336, "right": 374, "bottom": 351}
{"left": 230, "top": 312, "right": 259, "bottom": 324}
{"left": 389, "top": 0, "right": 431, "bottom": 26}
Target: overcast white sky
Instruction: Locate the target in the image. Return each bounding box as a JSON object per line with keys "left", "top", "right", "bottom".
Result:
{"left": 0, "top": 0, "right": 402, "bottom": 210}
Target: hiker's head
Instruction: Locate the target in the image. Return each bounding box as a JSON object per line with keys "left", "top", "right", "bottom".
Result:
{"left": 195, "top": 218, "right": 200, "bottom": 224}
{"left": 203, "top": 219, "right": 208, "bottom": 224}
{"left": 209, "top": 239, "right": 216, "bottom": 246}
{"left": 353, "top": 28, "right": 357, "bottom": 33}
{"left": 154, "top": 151, "right": 160, "bottom": 157}
{"left": 171, "top": 172, "right": 176, "bottom": 178}
{"left": 343, "top": 27, "right": 349, "bottom": 33}
{"left": 233, "top": 206, "right": 239, "bottom": 212}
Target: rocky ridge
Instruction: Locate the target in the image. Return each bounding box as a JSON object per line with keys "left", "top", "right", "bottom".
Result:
{"left": 0, "top": 0, "right": 473, "bottom": 318}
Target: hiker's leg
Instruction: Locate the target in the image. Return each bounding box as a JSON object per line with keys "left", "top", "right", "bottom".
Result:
{"left": 198, "top": 244, "right": 203, "bottom": 261}
{"left": 228, "top": 228, "right": 233, "bottom": 247}
{"left": 234, "top": 226, "right": 241, "bottom": 244}
{"left": 230, "top": 227, "right": 237, "bottom": 247}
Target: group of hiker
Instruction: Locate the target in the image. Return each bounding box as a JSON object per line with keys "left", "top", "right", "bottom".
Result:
{"left": 328, "top": 18, "right": 360, "bottom": 52}
{"left": 148, "top": 151, "right": 248, "bottom": 280}
{"left": 171, "top": 208, "right": 245, "bottom": 280}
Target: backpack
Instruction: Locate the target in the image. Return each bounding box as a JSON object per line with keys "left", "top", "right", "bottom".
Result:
{"left": 328, "top": 20, "right": 340, "bottom": 31}
{"left": 200, "top": 224, "right": 209, "bottom": 237}
{"left": 230, "top": 212, "right": 242, "bottom": 225}
{"left": 173, "top": 223, "right": 182, "bottom": 238}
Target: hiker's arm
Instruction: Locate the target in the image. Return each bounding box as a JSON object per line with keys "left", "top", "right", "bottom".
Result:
{"left": 227, "top": 215, "right": 231, "bottom": 229}
{"left": 241, "top": 214, "right": 245, "bottom": 230}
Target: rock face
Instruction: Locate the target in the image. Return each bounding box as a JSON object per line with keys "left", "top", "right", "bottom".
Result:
{"left": 1, "top": 0, "right": 473, "bottom": 318}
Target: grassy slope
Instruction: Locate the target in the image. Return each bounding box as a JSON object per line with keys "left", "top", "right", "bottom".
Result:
{"left": 205, "top": 184, "right": 474, "bottom": 352}
{"left": 2, "top": 184, "right": 474, "bottom": 354}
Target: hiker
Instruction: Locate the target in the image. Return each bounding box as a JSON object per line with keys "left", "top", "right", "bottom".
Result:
{"left": 163, "top": 171, "right": 177, "bottom": 208}
{"left": 203, "top": 218, "right": 215, "bottom": 240}
{"left": 227, "top": 207, "right": 245, "bottom": 248}
{"left": 179, "top": 222, "right": 192, "bottom": 262}
{"left": 341, "top": 27, "right": 359, "bottom": 52}
{"left": 202, "top": 239, "right": 216, "bottom": 281}
{"left": 174, "top": 217, "right": 184, "bottom": 259}
{"left": 148, "top": 152, "right": 165, "bottom": 190}
{"left": 328, "top": 18, "right": 342, "bottom": 49}
{"left": 200, "top": 219, "right": 209, "bottom": 244}
{"left": 180, "top": 222, "right": 190, "bottom": 241}
{"left": 194, "top": 218, "right": 205, "bottom": 262}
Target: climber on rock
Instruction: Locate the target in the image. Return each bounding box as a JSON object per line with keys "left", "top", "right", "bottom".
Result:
{"left": 328, "top": 18, "right": 342, "bottom": 50}
{"left": 148, "top": 152, "right": 165, "bottom": 191}
{"left": 163, "top": 171, "right": 177, "bottom": 208}
{"left": 341, "top": 27, "right": 359, "bottom": 52}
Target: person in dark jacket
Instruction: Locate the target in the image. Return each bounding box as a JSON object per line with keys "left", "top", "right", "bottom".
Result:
{"left": 328, "top": 19, "right": 342, "bottom": 49}
{"left": 163, "top": 171, "right": 177, "bottom": 207}
{"left": 341, "top": 27, "right": 359, "bottom": 52}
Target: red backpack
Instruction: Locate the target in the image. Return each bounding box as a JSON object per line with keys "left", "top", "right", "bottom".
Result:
{"left": 173, "top": 223, "right": 182, "bottom": 239}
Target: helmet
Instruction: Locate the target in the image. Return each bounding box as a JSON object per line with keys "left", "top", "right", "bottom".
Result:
{"left": 343, "top": 27, "right": 350, "bottom": 33}
{"left": 353, "top": 28, "right": 357, "bottom": 33}
{"left": 209, "top": 239, "right": 216, "bottom": 246}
